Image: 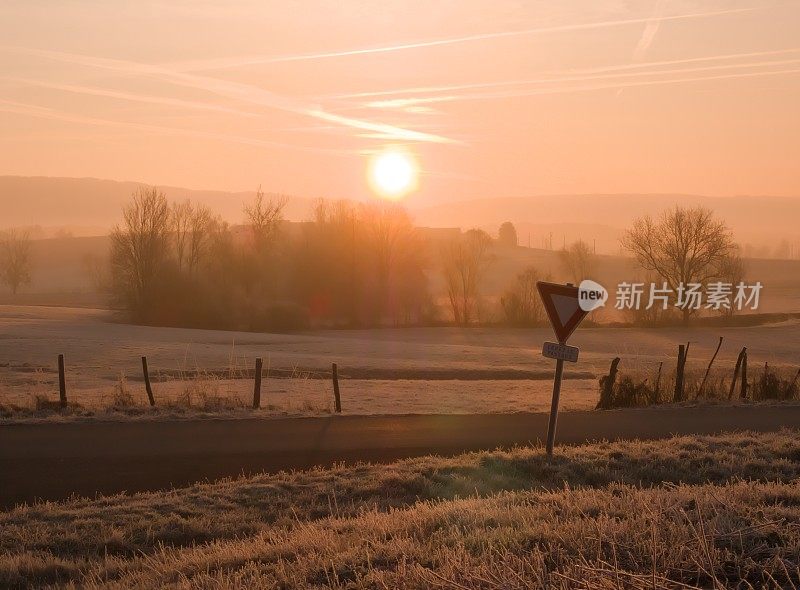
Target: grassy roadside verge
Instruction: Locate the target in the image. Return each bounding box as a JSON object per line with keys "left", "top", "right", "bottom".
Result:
{"left": 2, "top": 430, "right": 800, "bottom": 588}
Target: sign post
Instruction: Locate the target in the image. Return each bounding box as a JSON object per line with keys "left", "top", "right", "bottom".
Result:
{"left": 536, "top": 281, "right": 590, "bottom": 455}
{"left": 545, "top": 355, "right": 565, "bottom": 455}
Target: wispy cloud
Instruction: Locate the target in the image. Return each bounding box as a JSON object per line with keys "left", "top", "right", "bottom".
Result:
{"left": 367, "top": 96, "right": 461, "bottom": 110}
{"left": 1, "top": 46, "right": 459, "bottom": 145}
{"left": 340, "top": 50, "right": 800, "bottom": 109}
{"left": 2, "top": 77, "right": 259, "bottom": 117}
{"left": 0, "top": 98, "right": 53, "bottom": 115}
{"left": 633, "top": 0, "right": 666, "bottom": 62}
{"left": 342, "top": 48, "right": 800, "bottom": 102}
{"left": 166, "top": 6, "right": 758, "bottom": 72}
{"left": 0, "top": 98, "right": 352, "bottom": 156}
{"left": 362, "top": 65, "right": 800, "bottom": 108}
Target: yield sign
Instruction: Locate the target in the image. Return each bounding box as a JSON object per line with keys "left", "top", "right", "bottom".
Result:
{"left": 536, "top": 281, "right": 588, "bottom": 344}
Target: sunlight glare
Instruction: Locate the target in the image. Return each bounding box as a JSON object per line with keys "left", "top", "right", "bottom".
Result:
{"left": 369, "top": 150, "right": 418, "bottom": 199}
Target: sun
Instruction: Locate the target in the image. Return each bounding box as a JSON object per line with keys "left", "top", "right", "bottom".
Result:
{"left": 368, "top": 149, "right": 418, "bottom": 200}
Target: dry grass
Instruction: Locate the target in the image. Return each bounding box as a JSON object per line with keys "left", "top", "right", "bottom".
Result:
{"left": 0, "top": 340, "right": 336, "bottom": 422}
{"left": 0, "top": 370, "right": 333, "bottom": 423}
{"left": 599, "top": 365, "right": 800, "bottom": 409}
{"left": 2, "top": 430, "right": 800, "bottom": 588}
{"left": 0, "top": 372, "right": 608, "bottom": 424}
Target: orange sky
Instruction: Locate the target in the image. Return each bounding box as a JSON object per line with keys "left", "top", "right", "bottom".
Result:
{"left": 1, "top": 0, "right": 798, "bottom": 205}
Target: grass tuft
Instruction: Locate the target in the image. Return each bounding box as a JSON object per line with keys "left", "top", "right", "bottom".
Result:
{"left": 600, "top": 365, "right": 800, "bottom": 409}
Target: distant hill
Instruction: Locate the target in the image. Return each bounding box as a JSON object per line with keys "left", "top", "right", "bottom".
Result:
{"left": 0, "top": 176, "right": 315, "bottom": 234}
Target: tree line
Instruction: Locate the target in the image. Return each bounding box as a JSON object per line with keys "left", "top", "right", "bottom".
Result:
{"left": 109, "top": 187, "right": 520, "bottom": 330}
{"left": 2, "top": 187, "right": 750, "bottom": 329}
{"left": 622, "top": 205, "right": 745, "bottom": 326}
{"left": 0, "top": 229, "right": 32, "bottom": 295}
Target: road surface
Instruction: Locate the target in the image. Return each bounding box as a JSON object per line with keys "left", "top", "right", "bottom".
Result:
{"left": 2, "top": 406, "right": 799, "bottom": 507}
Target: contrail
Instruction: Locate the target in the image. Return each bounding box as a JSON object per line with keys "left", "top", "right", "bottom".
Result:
{"left": 336, "top": 48, "right": 800, "bottom": 103}
{"left": 0, "top": 97, "right": 53, "bottom": 114}
{"left": 367, "top": 65, "right": 800, "bottom": 107}
{"left": 166, "top": 6, "right": 758, "bottom": 71}
{"left": 3, "top": 78, "right": 260, "bottom": 117}
{"left": 0, "top": 98, "right": 354, "bottom": 156}
{"left": 1, "top": 46, "right": 459, "bottom": 145}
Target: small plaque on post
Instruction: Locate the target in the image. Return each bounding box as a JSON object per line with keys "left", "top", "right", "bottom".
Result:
{"left": 542, "top": 341, "right": 579, "bottom": 363}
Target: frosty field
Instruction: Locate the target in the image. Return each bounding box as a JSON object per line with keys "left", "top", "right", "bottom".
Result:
{"left": 2, "top": 305, "right": 799, "bottom": 419}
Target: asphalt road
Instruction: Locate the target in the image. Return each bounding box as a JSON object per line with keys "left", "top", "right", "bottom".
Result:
{"left": 2, "top": 406, "right": 799, "bottom": 507}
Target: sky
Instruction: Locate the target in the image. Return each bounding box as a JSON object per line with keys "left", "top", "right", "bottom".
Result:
{"left": 1, "top": 0, "right": 799, "bottom": 206}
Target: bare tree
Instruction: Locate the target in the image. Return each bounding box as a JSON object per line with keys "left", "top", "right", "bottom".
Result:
{"left": 110, "top": 187, "right": 171, "bottom": 318}
{"left": 559, "top": 240, "right": 595, "bottom": 283}
{"left": 299, "top": 199, "right": 363, "bottom": 324}
{"left": 622, "top": 206, "right": 735, "bottom": 325}
{"left": 186, "top": 205, "right": 215, "bottom": 276}
{"left": 497, "top": 221, "right": 518, "bottom": 247}
{"left": 442, "top": 229, "right": 493, "bottom": 325}
{"left": 0, "top": 229, "right": 32, "bottom": 295}
{"left": 171, "top": 200, "right": 193, "bottom": 272}
{"left": 295, "top": 199, "right": 429, "bottom": 326}
{"left": 362, "top": 203, "right": 420, "bottom": 319}
{"left": 170, "top": 200, "right": 216, "bottom": 277}
{"left": 501, "top": 266, "right": 548, "bottom": 326}
{"left": 244, "top": 187, "right": 287, "bottom": 252}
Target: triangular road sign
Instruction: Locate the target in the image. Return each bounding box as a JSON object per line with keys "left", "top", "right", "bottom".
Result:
{"left": 537, "top": 281, "right": 588, "bottom": 344}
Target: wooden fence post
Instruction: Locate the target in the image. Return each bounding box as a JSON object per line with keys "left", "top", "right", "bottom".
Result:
{"left": 698, "top": 336, "right": 723, "bottom": 397}
{"left": 253, "top": 357, "right": 263, "bottom": 409}
{"left": 729, "top": 347, "right": 746, "bottom": 400}
{"left": 595, "top": 357, "right": 620, "bottom": 410}
{"left": 332, "top": 362, "right": 342, "bottom": 413}
{"left": 141, "top": 356, "right": 156, "bottom": 406}
{"left": 740, "top": 350, "right": 748, "bottom": 399}
{"left": 58, "top": 354, "right": 67, "bottom": 408}
{"left": 673, "top": 344, "right": 687, "bottom": 403}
